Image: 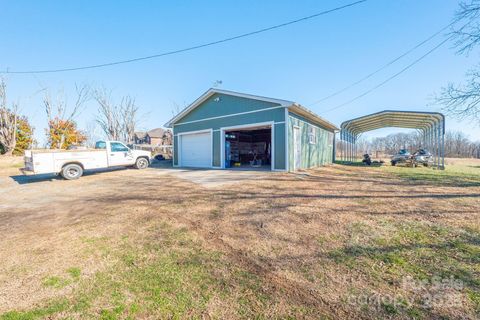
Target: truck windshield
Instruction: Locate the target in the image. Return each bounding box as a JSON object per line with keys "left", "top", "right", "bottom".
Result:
{"left": 95, "top": 141, "right": 106, "bottom": 149}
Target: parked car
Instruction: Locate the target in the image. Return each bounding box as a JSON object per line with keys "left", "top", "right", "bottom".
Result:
{"left": 410, "top": 149, "right": 433, "bottom": 167}
{"left": 390, "top": 149, "right": 411, "bottom": 166}
{"left": 22, "top": 141, "right": 152, "bottom": 180}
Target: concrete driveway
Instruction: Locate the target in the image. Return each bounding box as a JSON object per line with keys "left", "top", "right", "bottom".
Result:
{"left": 151, "top": 161, "right": 273, "bottom": 187}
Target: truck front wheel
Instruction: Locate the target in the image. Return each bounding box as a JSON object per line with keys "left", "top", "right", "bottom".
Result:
{"left": 61, "top": 163, "right": 83, "bottom": 180}
{"left": 134, "top": 157, "right": 149, "bottom": 169}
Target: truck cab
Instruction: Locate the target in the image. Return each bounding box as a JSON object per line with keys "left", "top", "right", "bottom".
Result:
{"left": 95, "top": 141, "right": 149, "bottom": 167}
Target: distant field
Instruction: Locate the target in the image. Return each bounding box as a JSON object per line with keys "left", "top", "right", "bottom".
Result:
{"left": 0, "top": 157, "right": 479, "bottom": 319}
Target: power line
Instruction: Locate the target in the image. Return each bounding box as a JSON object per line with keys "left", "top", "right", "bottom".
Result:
{"left": 319, "top": 35, "right": 453, "bottom": 115}
{"left": 1, "top": 0, "right": 367, "bottom": 74}
{"left": 309, "top": 20, "right": 456, "bottom": 106}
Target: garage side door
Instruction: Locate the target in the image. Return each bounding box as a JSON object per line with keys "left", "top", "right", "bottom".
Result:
{"left": 180, "top": 131, "right": 212, "bottom": 168}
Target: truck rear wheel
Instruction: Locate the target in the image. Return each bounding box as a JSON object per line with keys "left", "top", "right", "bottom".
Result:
{"left": 61, "top": 163, "right": 83, "bottom": 180}
{"left": 134, "top": 157, "right": 149, "bottom": 169}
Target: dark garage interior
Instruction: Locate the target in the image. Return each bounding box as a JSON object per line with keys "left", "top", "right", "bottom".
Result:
{"left": 224, "top": 127, "right": 271, "bottom": 169}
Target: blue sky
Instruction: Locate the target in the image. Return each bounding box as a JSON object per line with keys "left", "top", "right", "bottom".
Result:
{"left": 1, "top": 0, "right": 479, "bottom": 144}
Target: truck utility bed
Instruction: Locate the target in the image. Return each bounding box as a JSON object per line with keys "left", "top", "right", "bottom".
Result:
{"left": 24, "top": 149, "right": 108, "bottom": 175}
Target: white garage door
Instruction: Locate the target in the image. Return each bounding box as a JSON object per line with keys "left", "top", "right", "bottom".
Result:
{"left": 180, "top": 131, "right": 212, "bottom": 168}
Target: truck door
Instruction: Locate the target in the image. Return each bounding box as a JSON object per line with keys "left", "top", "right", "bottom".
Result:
{"left": 108, "top": 142, "right": 135, "bottom": 166}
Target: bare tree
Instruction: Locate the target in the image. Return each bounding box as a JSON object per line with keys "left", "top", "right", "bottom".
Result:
{"left": 94, "top": 88, "right": 122, "bottom": 141}
{"left": 120, "top": 96, "right": 138, "bottom": 143}
{"left": 94, "top": 88, "right": 139, "bottom": 143}
{"left": 437, "top": 1, "right": 480, "bottom": 124}
{"left": 44, "top": 84, "right": 89, "bottom": 124}
{"left": 452, "top": 0, "right": 480, "bottom": 54}
{"left": 85, "top": 120, "right": 102, "bottom": 147}
{"left": 0, "top": 79, "right": 18, "bottom": 156}
{"left": 43, "top": 84, "right": 90, "bottom": 149}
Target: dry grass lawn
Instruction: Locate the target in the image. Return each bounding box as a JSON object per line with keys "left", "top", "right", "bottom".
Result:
{"left": 0, "top": 157, "right": 479, "bottom": 319}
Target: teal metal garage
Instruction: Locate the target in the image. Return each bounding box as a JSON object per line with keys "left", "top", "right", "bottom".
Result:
{"left": 165, "top": 89, "right": 338, "bottom": 171}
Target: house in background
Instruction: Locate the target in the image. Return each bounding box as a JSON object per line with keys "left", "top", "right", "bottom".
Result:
{"left": 134, "top": 128, "right": 172, "bottom": 146}
{"left": 165, "top": 88, "right": 338, "bottom": 171}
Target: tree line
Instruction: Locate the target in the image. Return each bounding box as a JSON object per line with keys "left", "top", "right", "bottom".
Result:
{"left": 337, "top": 131, "right": 480, "bottom": 159}
{"left": 0, "top": 78, "right": 148, "bottom": 156}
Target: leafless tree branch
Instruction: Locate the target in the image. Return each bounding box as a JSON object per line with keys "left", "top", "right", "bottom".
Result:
{"left": 0, "top": 78, "right": 18, "bottom": 156}
{"left": 94, "top": 88, "right": 139, "bottom": 143}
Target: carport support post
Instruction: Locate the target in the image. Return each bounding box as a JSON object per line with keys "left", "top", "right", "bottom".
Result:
{"left": 348, "top": 132, "right": 351, "bottom": 162}
{"left": 348, "top": 132, "right": 351, "bottom": 163}
{"left": 441, "top": 119, "right": 445, "bottom": 169}
{"left": 353, "top": 135, "right": 356, "bottom": 162}
{"left": 346, "top": 132, "right": 349, "bottom": 162}
{"left": 346, "top": 131, "right": 349, "bottom": 162}
{"left": 433, "top": 123, "right": 436, "bottom": 168}
{"left": 424, "top": 128, "right": 427, "bottom": 150}
{"left": 350, "top": 133, "right": 353, "bottom": 162}
{"left": 436, "top": 122, "right": 440, "bottom": 169}
{"left": 353, "top": 134, "right": 355, "bottom": 162}
{"left": 341, "top": 131, "right": 344, "bottom": 162}
{"left": 351, "top": 134, "right": 355, "bottom": 163}
{"left": 428, "top": 125, "right": 433, "bottom": 160}
{"left": 435, "top": 122, "right": 440, "bottom": 169}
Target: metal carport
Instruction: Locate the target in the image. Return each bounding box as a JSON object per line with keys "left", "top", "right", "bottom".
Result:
{"left": 339, "top": 110, "right": 445, "bottom": 169}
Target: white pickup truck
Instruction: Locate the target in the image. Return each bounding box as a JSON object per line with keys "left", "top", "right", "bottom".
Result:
{"left": 23, "top": 141, "right": 152, "bottom": 180}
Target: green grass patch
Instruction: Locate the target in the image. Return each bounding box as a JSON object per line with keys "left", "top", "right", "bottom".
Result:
{"left": 67, "top": 267, "right": 81, "bottom": 281}
{"left": 328, "top": 220, "right": 480, "bottom": 318}
{"left": 337, "top": 159, "right": 480, "bottom": 187}
{"left": 1, "top": 299, "right": 68, "bottom": 320}
{"left": 42, "top": 276, "right": 70, "bottom": 289}
{"left": 468, "top": 290, "right": 480, "bottom": 313}
{"left": 2, "top": 223, "right": 310, "bottom": 319}
{"left": 381, "top": 163, "right": 480, "bottom": 187}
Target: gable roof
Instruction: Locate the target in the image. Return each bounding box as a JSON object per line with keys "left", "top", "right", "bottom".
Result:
{"left": 134, "top": 131, "right": 147, "bottom": 139}
{"left": 147, "top": 128, "right": 167, "bottom": 138}
{"left": 164, "top": 88, "right": 338, "bottom": 131}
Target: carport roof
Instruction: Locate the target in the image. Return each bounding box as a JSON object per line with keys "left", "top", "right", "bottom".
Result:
{"left": 164, "top": 88, "right": 339, "bottom": 131}
{"left": 340, "top": 110, "right": 444, "bottom": 135}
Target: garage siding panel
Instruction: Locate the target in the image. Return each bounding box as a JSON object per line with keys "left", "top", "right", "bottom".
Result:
{"left": 213, "top": 130, "right": 221, "bottom": 167}
{"left": 288, "top": 112, "right": 334, "bottom": 171}
{"left": 173, "top": 135, "right": 179, "bottom": 166}
{"left": 176, "top": 93, "right": 282, "bottom": 124}
{"left": 174, "top": 108, "right": 285, "bottom": 134}
{"left": 274, "top": 123, "right": 286, "bottom": 170}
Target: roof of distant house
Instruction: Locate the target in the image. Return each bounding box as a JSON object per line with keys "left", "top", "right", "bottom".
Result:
{"left": 147, "top": 128, "right": 167, "bottom": 138}
{"left": 134, "top": 131, "right": 147, "bottom": 139}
